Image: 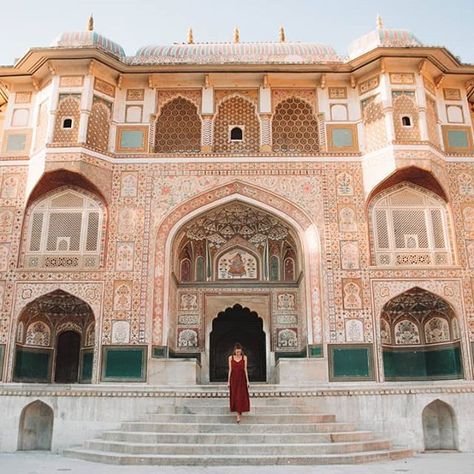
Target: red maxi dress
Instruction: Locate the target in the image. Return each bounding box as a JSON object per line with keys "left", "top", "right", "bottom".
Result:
{"left": 229, "top": 356, "right": 250, "bottom": 413}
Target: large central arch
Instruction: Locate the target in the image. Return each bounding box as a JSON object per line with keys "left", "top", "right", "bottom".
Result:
{"left": 152, "top": 181, "right": 323, "bottom": 382}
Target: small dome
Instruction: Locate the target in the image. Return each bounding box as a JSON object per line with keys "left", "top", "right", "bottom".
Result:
{"left": 52, "top": 31, "right": 126, "bottom": 59}
{"left": 348, "top": 19, "right": 422, "bottom": 59}
{"left": 131, "top": 42, "right": 342, "bottom": 65}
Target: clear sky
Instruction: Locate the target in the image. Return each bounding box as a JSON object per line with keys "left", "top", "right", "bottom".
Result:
{"left": 1, "top": 0, "right": 473, "bottom": 64}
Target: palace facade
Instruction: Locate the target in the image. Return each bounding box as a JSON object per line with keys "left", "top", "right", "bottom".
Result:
{"left": 1, "top": 17, "right": 474, "bottom": 455}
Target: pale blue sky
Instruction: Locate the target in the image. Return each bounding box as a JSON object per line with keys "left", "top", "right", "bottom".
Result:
{"left": 1, "top": 0, "right": 473, "bottom": 64}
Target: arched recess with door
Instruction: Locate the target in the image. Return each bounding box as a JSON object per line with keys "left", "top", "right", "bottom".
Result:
{"left": 163, "top": 191, "right": 315, "bottom": 383}
{"left": 14, "top": 289, "right": 95, "bottom": 384}
{"left": 422, "top": 399, "right": 458, "bottom": 450}
{"left": 18, "top": 400, "right": 54, "bottom": 450}
{"left": 380, "top": 287, "right": 463, "bottom": 381}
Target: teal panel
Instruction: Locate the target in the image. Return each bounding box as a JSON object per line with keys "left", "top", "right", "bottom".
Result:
{"left": 80, "top": 350, "right": 93, "bottom": 383}
{"left": 270, "top": 255, "right": 279, "bottom": 281}
{"left": 102, "top": 346, "right": 146, "bottom": 381}
{"left": 330, "top": 345, "right": 373, "bottom": 380}
{"left": 447, "top": 130, "right": 469, "bottom": 148}
{"left": 6, "top": 134, "right": 27, "bottom": 152}
{"left": 120, "top": 130, "right": 144, "bottom": 149}
{"left": 196, "top": 256, "right": 205, "bottom": 281}
{"left": 383, "top": 344, "right": 463, "bottom": 380}
{"left": 308, "top": 344, "right": 323, "bottom": 358}
{"left": 14, "top": 348, "right": 51, "bottom": 382}
{"left": 0, "top": 344, "right": 4, "bottom": 380}
{"left": 332, "top": 128, "right": 353, "bottom": 148}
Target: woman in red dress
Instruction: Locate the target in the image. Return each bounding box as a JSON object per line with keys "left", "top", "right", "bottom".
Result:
{"left": 227, "top": 343, "right": 250, "bottom": 423}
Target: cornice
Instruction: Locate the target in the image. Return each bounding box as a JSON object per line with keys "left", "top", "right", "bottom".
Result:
{"left": 1, "top": 383, "right": 474, "bottom": 398}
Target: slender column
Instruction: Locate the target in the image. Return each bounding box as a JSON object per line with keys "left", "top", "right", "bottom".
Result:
{"left": 45, "top": 75, "right": 60, "bottom": 144}
{"left": 201, "top": 86, "right": 214, "bottom": 152}
{"left": 78, "top": 74, "right": 94, "bottom": 144}
{"left": 415, "top": 73, "right": 429, "bottom": 141}
{"left": 259, "top": 86, "right": 272, "bottom": 152}
{"left": 201, "top": 115, "right": 213, "bottom": 153}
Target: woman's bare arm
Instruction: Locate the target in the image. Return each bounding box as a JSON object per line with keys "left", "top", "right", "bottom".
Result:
{"left": 227, "top": 355, "right": 232, "bottom": 387}
{"left": 244, "top": 355, "right": 250, "bottom": 387}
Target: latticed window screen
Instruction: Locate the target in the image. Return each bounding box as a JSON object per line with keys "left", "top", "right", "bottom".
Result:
{"left": 26, "top": 189, "right": 103, "bottom": 268}
{"left": 372, "top": 185, "right": 451, "bottom": 266}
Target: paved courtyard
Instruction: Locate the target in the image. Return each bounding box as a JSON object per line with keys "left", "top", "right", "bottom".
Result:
{"left": 2, "top": 452, "right": 474, "bottom": 474}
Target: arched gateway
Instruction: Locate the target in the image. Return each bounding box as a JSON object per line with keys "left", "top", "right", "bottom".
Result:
{"left": 210, "top": 304, "right": 266, "bottom": 382}
{"left": 168, "top": 200, "right": 309, "bottom": 382}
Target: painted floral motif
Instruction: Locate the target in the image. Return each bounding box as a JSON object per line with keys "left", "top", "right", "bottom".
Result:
{"left": 394, "top": 320, "right": 420, "bottom": 345}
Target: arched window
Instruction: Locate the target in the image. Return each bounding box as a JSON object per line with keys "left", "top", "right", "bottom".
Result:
{"left": 371, "top": 183, "right": 452, "bottom": 266}
{"left": 230, "top": 126, "right": 244, "bottom": 141}
{"left": 25, "top": 188, "right": 104, "bottom": 269}
{"left": 401, "top": 116, "right": 412, "bottom": 127}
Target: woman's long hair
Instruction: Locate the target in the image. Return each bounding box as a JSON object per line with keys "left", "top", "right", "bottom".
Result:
{"left": 232, "top": 343, "right": 244, "bottom": 355}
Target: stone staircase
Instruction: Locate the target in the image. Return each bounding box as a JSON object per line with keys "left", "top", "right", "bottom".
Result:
{"left": 64, "top": 395, "right": 413, "bottom": 465}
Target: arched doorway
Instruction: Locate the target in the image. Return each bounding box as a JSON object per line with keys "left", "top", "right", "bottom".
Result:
{"left": 54, "top": 331, "right": 81, "bottom": 383}
{"left": 422, "top": 400, "right": 457, "bottom": 450}
{"left": 18, "top": 400, "right": 53, "bottom": 450}
{"left": 380, "top": 287, "right": 463, "bottom": 381}
{"left": 14, "top": 290, "right": 95, "bottom": 383}
{"left": 210, "top": 304, "right": 266, "bottom": 382}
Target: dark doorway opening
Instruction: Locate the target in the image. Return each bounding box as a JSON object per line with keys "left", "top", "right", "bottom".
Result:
{"left": 54, "top": 331, "right": 81, "bottom": 383}
{"left": 210, "top": 304, "right": 266, "bottom": 382}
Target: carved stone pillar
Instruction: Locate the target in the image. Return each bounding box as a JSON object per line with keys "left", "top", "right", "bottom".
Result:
{"left": 259, "top": 114, "right": 272, "bottom": 152}
{"left": 201, "top": 114, "right": 213, "bottom": 153}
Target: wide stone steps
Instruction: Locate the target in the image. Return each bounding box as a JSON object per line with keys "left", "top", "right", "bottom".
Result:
{"left": 120, "top": 421, "right": 357, "bottom": 433}
{"left": 141, "top": 413, "right": 336, "bottom": 423}
{"left": 65, "top": 449, "right": 414, "bottom": 466}
{"left": 83, "top": 439, "right": 392, "bottom": 455}
{"left": 101, "top": 430, "right": 375, "bottom": 444}
{"left": 64, "top": 399, "right": 413, "bottom": 465}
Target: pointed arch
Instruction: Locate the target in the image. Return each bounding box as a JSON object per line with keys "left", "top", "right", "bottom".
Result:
{"left": 368, "top": 180, "right": 453, "bottom": 266}
{"left": 14, "top": 289, "right": 95, "bottom": 384}
{"left": 380, "top": 287, "right": 463, "bottom": 381}
{"left": 272, "top": 97, "right": 319, "bottom": 154}
{"left": 22, "top": 184, "right": 106, "bottom": 270}
{"left": 155, "top": 96, "right": 201, "bottom": 153}
{"left": 422, "top": 399, "right": 458, "bottom": 450}
{"left": 152, "top": 180, "right": 321, "bottom": 346}
{"left": 18, "top": 400, "right": 54, "bottom": 450}
{"left": 213, "top": 94, "right": 260, "bottom": 153}
{"left": 366, "top": 166, "right": 449, "bottom": 205}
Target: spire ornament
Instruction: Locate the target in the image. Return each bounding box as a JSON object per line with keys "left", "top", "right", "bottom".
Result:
{"left": 279, "top": 26, "right": 286, "bottom": 43}
{"left": 187, "top": 27, "right": 194, "bottom": 44}
{"left": 87, "top": 14, "right": 94, "bottom": 32}
{"left": 376, "top": 14, "right": 383, "bottom": 30}
{"left": 233, "top": 27, "right": 240, "bottom": 44}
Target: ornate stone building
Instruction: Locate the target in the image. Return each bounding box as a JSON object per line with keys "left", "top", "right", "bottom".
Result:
{"left": 1, "top": 17, "right": 474, "bottom": 456}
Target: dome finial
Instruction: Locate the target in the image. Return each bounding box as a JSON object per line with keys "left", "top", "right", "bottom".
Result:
{"left": 376, "top": 14, "right": 383, "bottom": 30}
{"left": 187, "top": 27, "right": 194, "bottom": 44}
{"left": 233, "top": 27, "right": 240, "bottom": 44}
{"left": 87, "top": 14, "right": 94, "bottom": 32}
{"left": 279, "top": 26, "right": 286, "bottom": 43}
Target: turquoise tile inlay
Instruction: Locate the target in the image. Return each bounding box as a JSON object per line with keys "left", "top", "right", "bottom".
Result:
{"left": 6, "top": 134, "right": 27, "bottom": 152}
{"left": 447, "top": 130, "right": 469, "bottom": 148}
{"left": 120, "top": 130, "right": 144, "bottom": 149}
{"left": 332, "top": 128, "right": 353, "bottom": 148}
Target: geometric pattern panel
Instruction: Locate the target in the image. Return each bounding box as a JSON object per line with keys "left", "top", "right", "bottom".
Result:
{"left": 155, "top": 97, "right": 201, "bottom": 153}
{"left": 272, "top": 98, "right": 319, "bottom": 154}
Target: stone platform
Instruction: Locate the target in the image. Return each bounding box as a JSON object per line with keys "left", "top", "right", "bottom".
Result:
{"left": 64, "top": 397, "right": 412, "bottom": 465}
{"left": 2, "top": 381, "right": 474, "bottom": 457}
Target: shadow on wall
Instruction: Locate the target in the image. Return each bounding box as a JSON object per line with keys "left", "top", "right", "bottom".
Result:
{"left": 18, "top": 400, "right": 53, "bottom": 450}
{"left": 422, "top": 399, "right": 458, "bottom": 451}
